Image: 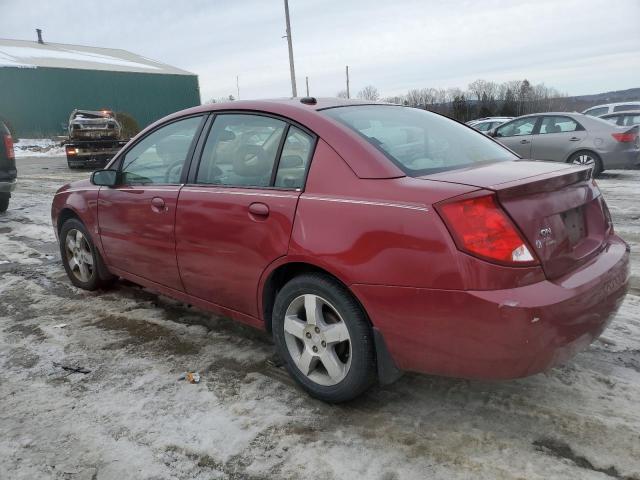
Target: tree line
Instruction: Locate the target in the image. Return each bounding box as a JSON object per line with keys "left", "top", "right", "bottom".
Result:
{"left": 340, "top": 79, "right": 569, "bottom": 122}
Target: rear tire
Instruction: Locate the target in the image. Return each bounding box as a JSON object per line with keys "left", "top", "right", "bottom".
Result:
{"left": 59, "top": 218, "right": 115, "bottom": 290}
{"left": 272, "top": 273, "right": 376, "bottom": 403}
{"left": 0, "top": 193, "right": 9, "bottom": 213}
{"left": 568, "top": 150, "right": 603, "bottom": 178}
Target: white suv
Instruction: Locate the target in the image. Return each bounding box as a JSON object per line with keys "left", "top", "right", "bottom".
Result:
{"left": 583, "top": 101, "right": 640, "bottom": 117}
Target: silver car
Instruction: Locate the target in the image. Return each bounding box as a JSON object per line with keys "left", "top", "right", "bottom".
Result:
{"left": 489, "top": 112, "right": 640, "bottom": 177}
{"left": 466, "top": 117, "right": 513, "bottom": 133}
{"left": 600, "top": 110, "right": 640, "bottom": 127}
{"left": 583, "top": 101, "right": 640, "bottom": 117}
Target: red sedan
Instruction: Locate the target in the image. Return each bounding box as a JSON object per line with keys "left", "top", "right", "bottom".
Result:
{"left": 52, "top": 98, "right": 629, "bottom": 402}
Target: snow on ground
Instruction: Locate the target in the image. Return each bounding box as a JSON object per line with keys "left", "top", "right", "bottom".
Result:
{"left": 14, "top": 139, "right": 66, "bottom": 158}
{"left": 1, "top": 157, "right": 640, "bottom": 480}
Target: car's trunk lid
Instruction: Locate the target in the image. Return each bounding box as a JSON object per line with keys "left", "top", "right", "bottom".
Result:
{"left": 422, "top": 160, "right": 610, "bottom": 279}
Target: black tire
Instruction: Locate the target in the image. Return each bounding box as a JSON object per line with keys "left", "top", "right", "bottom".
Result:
{"left": 568, "top": 150, "right": 603, "bottom": 178}
{"left": 59, "top": 218, "right": 116, "bottom": 290}
{"left": 0, "top": 193, "right": 9, "bottom": 213}
{"left": 272, "top": 273, "right": 376, "bottom": 403}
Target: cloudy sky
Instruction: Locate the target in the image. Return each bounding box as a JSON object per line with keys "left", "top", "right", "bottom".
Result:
{"left": 1, "top": 0, "right": 639, "bottom": 102}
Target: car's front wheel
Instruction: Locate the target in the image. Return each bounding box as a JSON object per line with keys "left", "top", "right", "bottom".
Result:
{"left": 0, "top": 193, "right": 9, "bottom": 213}
{"left": 59, "top": 218, "right": 115, "bottom": 290}
{"left": 272, "top": 273, "right": 376, "bottom": 403}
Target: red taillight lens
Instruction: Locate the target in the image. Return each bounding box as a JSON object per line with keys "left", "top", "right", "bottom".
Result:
{"left": 437, "top": 194, "right": 538, "bottom": 265}
{"left": 3, "top": 134, "right": 14, "bottom": 160}
{"left": 611, "top": 132, "right": 637, "bottom": 142}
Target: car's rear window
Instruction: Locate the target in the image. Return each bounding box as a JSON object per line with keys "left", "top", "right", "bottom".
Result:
{"left": 322, "top": 105, "right": 517, "bottom": 176}
{"left": 613, "top": 104, "right": 640, "bottom": 112}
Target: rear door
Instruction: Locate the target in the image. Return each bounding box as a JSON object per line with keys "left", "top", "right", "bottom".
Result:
{"left": 494, "top": 116, "right": 538, "bottom": 158}
{"left": 175, "top": 113, "right": 315, "bottom": 317}
{"left": 531, "top": 115, "right": 586, "bottom": 162}
{"left": 98, "top": 115, "right": 205, "bottom": 290}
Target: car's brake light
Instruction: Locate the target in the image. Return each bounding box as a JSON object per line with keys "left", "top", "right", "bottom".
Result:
{"left": 436, "top": 193, "right": 538, "bottom": 266}
{"left": 65, "top": 145, "right": 78, "bottom": 156}
{"left": 3, "top": 134, "right": 14, "bottom": 160}
{"left": 611, "top": 132, "right": 637, "bottom": 142}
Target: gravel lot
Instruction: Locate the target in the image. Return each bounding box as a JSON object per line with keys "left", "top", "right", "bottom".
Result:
{"left": 1, "top": 156, "right": 639, "bottom": 480}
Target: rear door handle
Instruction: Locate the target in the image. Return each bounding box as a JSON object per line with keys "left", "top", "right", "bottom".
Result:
{"left": 520, "top": 139, "right": 530, "bottom": 144}
{"left": 569, "top": 137, "right": 581, "bottom": 141}
{"left": 151, "top": 197, "right": 167, "bottom": 213}
{"left": 248, "top": 202, "right": 270, "bottom": 217}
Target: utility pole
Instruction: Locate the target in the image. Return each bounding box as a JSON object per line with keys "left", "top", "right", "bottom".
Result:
{"left": 283, "top": 0, "right": 297, "bottom": 97}
{"left": 345, "top": 65, "right": 350, "bottom": 99}
{"left": 236, "top": 75, "right": 240, "bottom": 100}
{"left": 305, "top": 76, "right": 309, "bottom": 96}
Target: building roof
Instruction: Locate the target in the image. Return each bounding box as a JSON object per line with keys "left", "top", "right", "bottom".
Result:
{"left": 0, "top": 38, "right": 195, "bottom": 76}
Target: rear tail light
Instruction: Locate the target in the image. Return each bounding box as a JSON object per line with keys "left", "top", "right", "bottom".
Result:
{"left": 436, "top": 193, "right": 538, "bottom": 266}
{"left": 3, "top": 134, "right": 14, "bottom": 160}
{"left": 65, "top": 145, "right": 78, "bottom": 156}
{"left": 611, "top": 132, "right": 637, "bottom": 142}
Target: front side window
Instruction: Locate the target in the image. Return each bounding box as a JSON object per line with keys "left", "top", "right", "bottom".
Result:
{"left": 539, "top": 116, "right": 581, "bottom": 134}
{"left": 613, "top": 104, "right": 640, "bottom": 112}
{"left": 120, "top": 116, "right": 202, "bottom": 185}
{"left": 196, "top": 114, "right": 286, "bottom": 187}
{"left": 474, "top": 122, "right": 493, "bottom": 132}
{"left": 496, "top": 117, "right": 538, "bottom": 137}
{"left": 584, "top": 107, "right": 608, "bottom": 117}
{"left": 323, "top": 105, "right": 516, "bottom": 176}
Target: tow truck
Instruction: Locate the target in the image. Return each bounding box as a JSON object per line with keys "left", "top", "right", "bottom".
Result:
{"left": 64, "top": 109, "right": 128, "bottom": 169}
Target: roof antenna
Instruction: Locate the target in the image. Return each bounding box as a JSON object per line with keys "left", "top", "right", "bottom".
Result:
{"left": 36, "top": 28, "right": 44, "bottom": 44}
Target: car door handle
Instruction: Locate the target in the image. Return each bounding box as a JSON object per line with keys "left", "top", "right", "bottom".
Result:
{"left": 151, "top": 197, "right": 167, "bottom": 213}
{"left": 569, "top": 137, "right": 581, "bottom": 141}
{"left": 248, "top": 202, "right": 269, "bottom": 217}
{"left": 520, "top": 139, "right": 530, "bottom": 144}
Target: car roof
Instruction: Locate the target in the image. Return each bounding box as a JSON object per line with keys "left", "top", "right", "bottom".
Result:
{"left": 601, "top": 110, "right": 640, "bottom": 116}
{"left": 584, "top": 101, "right": 640, "bottom": 110}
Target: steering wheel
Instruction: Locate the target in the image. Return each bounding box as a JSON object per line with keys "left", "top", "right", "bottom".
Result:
{"left": 164, "top": 160, "right": 184, "bottom": 183}
{"left": 233, "top": 144, "right": 270, "bottom": 176}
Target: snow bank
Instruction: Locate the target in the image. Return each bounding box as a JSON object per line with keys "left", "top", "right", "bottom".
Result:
{"left": 14, "top": 138, "right": 65, "bottom": 158}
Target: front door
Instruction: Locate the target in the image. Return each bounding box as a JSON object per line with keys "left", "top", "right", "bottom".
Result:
{"left": 494, "top": 116, "right": 539, "bottom": 158}
{"left": 531, "top": 115, "right": 586, "bottom": 162}
{"left": 176, "top": 113, "right": 315, "bottom": 317}
{"left": 98, "top": 115, "right": 204, "bottom": 291}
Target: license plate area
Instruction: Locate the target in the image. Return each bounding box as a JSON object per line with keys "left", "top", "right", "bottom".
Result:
{"left": 561, "top": 206, "right": 586, "bottom": 246}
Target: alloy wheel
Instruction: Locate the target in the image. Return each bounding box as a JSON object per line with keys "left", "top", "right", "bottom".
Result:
{"left": 572, "top": 153, "right": 596, "bottom": 167}
{"left": 64, "top": 229, "right": 94, "bottom": 283}
{"left": 283, "top": 294, "right": 352, "bottom": 386}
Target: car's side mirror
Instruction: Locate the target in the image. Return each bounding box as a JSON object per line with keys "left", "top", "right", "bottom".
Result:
{"left": 489, "top": 129, "right": 499, "bottom": 138}
{"left": 91, "top": 169, "right": 118, "bottom": 187}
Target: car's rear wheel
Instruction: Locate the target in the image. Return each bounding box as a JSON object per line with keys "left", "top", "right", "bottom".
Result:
{"left": 272, "top": 273, "right": 376, "bottom": 403}
{"left": 568, "top": 150, "right": 603, "bottom": 177}
{"left": 59, "top": 218, "right": 115, "bottom": 290}
{"left": 0, "top": 193, "right": 9, "bottom": 213}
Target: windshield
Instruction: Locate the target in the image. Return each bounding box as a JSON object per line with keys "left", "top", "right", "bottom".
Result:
{"left": 322, "top": 105, "right": 517, "bottom": 176}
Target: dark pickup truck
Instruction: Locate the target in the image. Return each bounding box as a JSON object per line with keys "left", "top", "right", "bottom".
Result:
{"left": 65, "top": 109, "right": 127, "bottom": 169}
{"left": 0, "top": 120, "right": 17, "bottom": 213}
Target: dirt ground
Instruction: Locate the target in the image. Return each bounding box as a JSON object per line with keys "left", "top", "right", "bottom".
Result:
{"left": 1, "top": 156, "right": 639, "bottom": 480}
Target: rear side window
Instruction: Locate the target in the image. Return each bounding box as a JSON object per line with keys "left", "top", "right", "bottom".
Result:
{"left": 275, "top": 126, "right": 313, "bottom": 189}
{"left": 539, "top": 116, "right": 581, "bottom": 134}
{"left": 196, "top": 114, "right": 286, "bottom": 187}
{"left": 323, "top": 105, "right": 516, "bottom": 176}
{"left": 584, "top": 107, "right": 608, "bottom": 117}
{"left": 613, "top": 104, "right": 640, "bottom": 112}
{"left": 622, "top": 114, "right": 640, "bottom": 126}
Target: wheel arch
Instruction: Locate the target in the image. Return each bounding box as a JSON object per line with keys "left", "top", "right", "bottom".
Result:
{"left": 57, "top": 207, "right": 82, "bottom": 234}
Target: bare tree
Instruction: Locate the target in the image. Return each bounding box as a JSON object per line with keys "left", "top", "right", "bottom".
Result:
{"left": 357, "top": 85, "right": 380, "bottom": 101}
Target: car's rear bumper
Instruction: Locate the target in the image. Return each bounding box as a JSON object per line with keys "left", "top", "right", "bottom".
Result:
{"left": 600, "top": 148, "right": 640, "bottom": 169}
{"left": 352, "top": 235, "right": 630, "bottom": 380}
{"left": 0, "top": 178, "right": 17, "bottom": 193}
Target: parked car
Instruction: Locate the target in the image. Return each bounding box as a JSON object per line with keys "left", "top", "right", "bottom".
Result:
{"left": 0, "top": 119, "right": 16, "bottom": 213}
{"left": 467, "top": 117, "right": 513, "bottom": 133}
{"left": 599, "top": 110, "right": 640, "bottom": 127}
{"left": 583, "top": 101, "right": 640, "bottom": 117}
{"left": 489, "top": 112, "right": 640, "bottom": 176}
{"left": 52, "top": 99, "right": 630, "bottom": 402}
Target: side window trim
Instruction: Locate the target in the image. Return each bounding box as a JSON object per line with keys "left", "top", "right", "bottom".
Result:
{"left": 112, "top": 113, "right": 207, "bottom": 185}
{"left": 537, "top": 115, "right": 584, "bottom": 135}
{"left": 187, "top": 110, "right": 319, "bottom": 191}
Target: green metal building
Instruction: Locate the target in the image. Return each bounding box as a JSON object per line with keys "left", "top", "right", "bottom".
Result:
{"left": 0, "top": 38, "right": 200, "bottom": 137}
